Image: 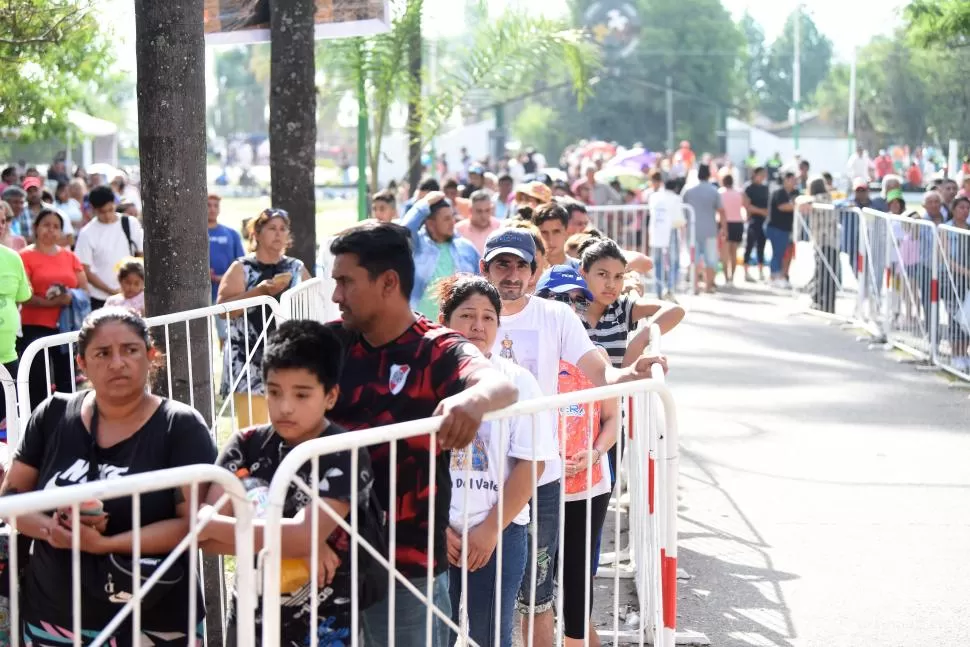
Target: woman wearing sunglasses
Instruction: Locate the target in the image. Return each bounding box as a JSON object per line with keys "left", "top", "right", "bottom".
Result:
{"left": 217, "top": 208, "right": 310, "bottom": 430}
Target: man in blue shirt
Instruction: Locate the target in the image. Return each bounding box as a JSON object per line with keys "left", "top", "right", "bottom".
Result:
{"left": 207, "top": 194, "right": 245, "bottom": 345}
{"left": 400, "top": 191, "right": 480, "bottom": 319}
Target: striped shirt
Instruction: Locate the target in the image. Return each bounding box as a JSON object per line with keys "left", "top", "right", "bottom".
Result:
{"left": 584, "top": 295, "right": 636, "bottom": 367}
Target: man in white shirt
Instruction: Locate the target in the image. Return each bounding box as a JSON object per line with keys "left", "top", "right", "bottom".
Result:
{"left": 648, "top": 178, "right": 686, "bottom": 300}
{"left": 479, "top": 228, "right": 666, "bottom": 647}
{"left": 75, "top": 185, "right": 144, "bottom": 309}
{"left": 846, "top": 145, "right": 872, "bottom": 187}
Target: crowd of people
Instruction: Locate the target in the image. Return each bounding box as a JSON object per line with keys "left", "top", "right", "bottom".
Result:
{"left": 2, "top": 135, "right": 969, "bottom": 646}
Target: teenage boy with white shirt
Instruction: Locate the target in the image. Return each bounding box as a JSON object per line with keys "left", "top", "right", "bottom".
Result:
{"left": 479, "top": 228, "right": 667, "bottom": 647}
{"left": 74, "top": 185, "right": 144, "bottom": 309}
{"left": 647, "top": 178, "right": 686, "bottom": 300}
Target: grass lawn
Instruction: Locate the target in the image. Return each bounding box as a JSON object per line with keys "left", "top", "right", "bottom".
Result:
{"left": 218, "top": 196, "right": 361, "bottom": 246}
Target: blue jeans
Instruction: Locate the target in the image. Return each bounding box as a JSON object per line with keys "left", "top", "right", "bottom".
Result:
{"left": 765, "top": 225, "right": 791, "bottom": 276}
{"left": 516, "top": 481, "right": 561, "bottom": 614}
{"left": 362, "top": 572, "right": 451, "bottom": 647}
{"left": 449, "top": 523, "right": 528, "bottom": 647}
{"left": 651, "top": 230, "right": 681, "bottom": 297}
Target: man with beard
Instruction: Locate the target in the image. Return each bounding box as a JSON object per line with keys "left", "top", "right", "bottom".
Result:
{"left": 478, "top": 228, "right": 667, "bottom": 647}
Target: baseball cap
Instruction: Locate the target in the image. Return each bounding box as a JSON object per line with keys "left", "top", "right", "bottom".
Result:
{"left": 515, "top": 181, "right": 552, "bottom": 204}
{"left": 886, "top": 188, "right": 904, "bottom": 202}
{"left": 536, "top": 265, "right": 594, "bottom": 301}
{"left": 483, "top": 228, "right": 536, "bottom": 264}
{"left": 22, "top": 176, "right": 43, "bottom": 191}
{"left": 468, "top": 164, "right": 484, "bottom": 176}
{"left": 852, "top": 177, "right": 869, "bottom": 191}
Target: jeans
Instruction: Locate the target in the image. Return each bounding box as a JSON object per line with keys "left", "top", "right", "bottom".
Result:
{"left": 362, "top": 572, "right": 452, "bottom": 647}
{"left": 651, "top": 230, "right": 681, "bottom": 297}
{"left": 765, "top": 225, "right": 791, "bottom": 276}
{"left": 516, "top": 481, "right": 561, "bottom": 614}
{"left": 449, "top": 523, "right": 528, "bottom": 647}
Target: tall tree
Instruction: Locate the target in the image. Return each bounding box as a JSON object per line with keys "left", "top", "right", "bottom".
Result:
{"left": 738, "top": 12, "right": 767, "bottom": 118}
{"left": 270, "top": 0, "right": 317, "bottom": 271}
{"left": 133, "top": 0, "right": 216, "bottom": 637}
{"left": 0, "top": 0, "right": 114, "bottom": 138}
{"left": 406, "top": 18, "right": 424, "bottom": 193}
{"left": 758, "top": 9, "right": 833, "bottom": 122}
{"left": 906, "top": 0, "right": 970, "bottom": 45}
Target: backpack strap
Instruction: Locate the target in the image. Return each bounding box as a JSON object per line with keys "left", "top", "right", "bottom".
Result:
{"left": 120, "top": 216, "right": 140, "bottom": 257}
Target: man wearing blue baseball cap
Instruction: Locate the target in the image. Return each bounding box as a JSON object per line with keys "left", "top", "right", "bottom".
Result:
{"left": 479, "top": 228, "right": 667, "bottom": 645}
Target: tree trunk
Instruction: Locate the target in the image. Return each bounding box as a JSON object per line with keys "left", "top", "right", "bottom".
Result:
{"left": 406, "top": 23, "right": 424, "bottom": 193}
{"left": 270, "top": 0, "right": 317, "bottom": 272}
{"left": 133, "top": 1, "right": 221, "bottom": 644}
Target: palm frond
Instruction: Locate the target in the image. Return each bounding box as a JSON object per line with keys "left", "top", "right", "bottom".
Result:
{"left": 421, "top": 12, "right": 601, "bottom": 140}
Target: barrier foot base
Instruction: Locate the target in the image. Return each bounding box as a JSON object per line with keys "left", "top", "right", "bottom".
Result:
{"left": 596, "top": 564, "right": 636, "bottom": 579}
{"left": 599, "top": 548, "right": 631, "bottom": 565}
{"left": 946, "top": 381, "right": 970, "bottom": 390}
{"left": 675, "top": 629, "right": 712, "bottom": 645}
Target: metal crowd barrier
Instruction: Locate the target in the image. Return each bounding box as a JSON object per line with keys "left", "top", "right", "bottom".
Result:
{"left": 793, "top": 202, "right": 970, "bottom": 382}
{"left": 587, "top": 204, "right": 697, "bottom": 298}
{"left": 279, "top": 276, "right": 337, "bottom": 323}
{"left": 0, "top": 465, "right": 257, "bottom": 647}
{"left": 260, "top": 371, "right": 688, "bottom": 647}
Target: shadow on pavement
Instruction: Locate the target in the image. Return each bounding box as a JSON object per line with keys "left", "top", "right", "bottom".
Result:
{"left": 678, "top": 448, "right": 799, "bottom": 647}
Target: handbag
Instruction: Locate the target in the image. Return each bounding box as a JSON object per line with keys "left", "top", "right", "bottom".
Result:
{"left": 81, "top": 403, "right": 184, "bottom": 609}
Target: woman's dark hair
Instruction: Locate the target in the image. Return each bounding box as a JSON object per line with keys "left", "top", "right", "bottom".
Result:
{"left": 581, "top": 238, "right": 626, "bottom": 272}
{"left": 262, "top": 320, "right": 344, "bottom": 390}
{"left": 55, "top": 181, "right": 69, "bottom": 199}
{"left": 88, "top": 185, "right": 115, "bottom": 209}
{"left": 950, "top": 196, "right": 970, "bottom": 221}
{"left": 34, "top": 207, "right": 63, "bottom": 232}
{"left": 532, "top": 202, "right": 569, "bottom": 229}
{"left": 77, "top": 307, "right": 153, "bottom": 357}
{"left": 329, "top": 221, "right": 415, "bottom": 298}
{"left": 118, "top": 259, "right": 145, "bottom": 282}
{"left": 437, "top": 274, "right": 502, "bottom": 324}
{"left": 247, "top": 208, "right": 291, "bottom": 252}
{"left": 513, "top": 205, "right": 534, "bottom": 222}
{"left": 722, "top": 174, "right": 734, "bottom": 188}
{"left": 41, "top": 189, "right": 54, "bottom": 204}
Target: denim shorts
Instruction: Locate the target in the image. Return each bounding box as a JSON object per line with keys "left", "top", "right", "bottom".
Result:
{"left": 516, "top": 481, "right": 561, "bottom": 614}
{"left": 697, "top": 235, "right": 719, "bottom": 267}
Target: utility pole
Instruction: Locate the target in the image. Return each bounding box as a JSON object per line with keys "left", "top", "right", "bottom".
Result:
{"left": 792, "top": 2, "right": 802, "bottom": 152}
{"left": 270, "top": 0, "right": 317, "bottom": 271}
{"left": 666, "top": 75, "right": 674, "bottom": 152}
{"left": 848, "top": 45, "right": 857, "bottom": 156}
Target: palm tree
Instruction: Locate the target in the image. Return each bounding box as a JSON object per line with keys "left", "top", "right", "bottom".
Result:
{"left": 321, "top": 0, "right": 601, "bottom": 191}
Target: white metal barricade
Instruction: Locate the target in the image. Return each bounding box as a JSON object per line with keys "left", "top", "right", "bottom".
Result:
{"left": 280, "top": 276, "right": 339, "bottom": 323}
{"left": 0, "top": 465, "right": 257, "bottom": 647}
{"left": 259, "top": 376, "right": 685, "bottom": 647}
{"left": 587, "top": 204, "right": 696, "bottom": 297}
{"left": 15, "top": 296, "right": 282, "bottom": 438}
{"left": 865, "top": 211, "right": 940, "bottom": 362}
{"left": 791, "top": 204, "right": 857, "bottom": 319}
{"left": 0, "top": 363, "right": 17, "bottom": 451}
{"left": 935, "top": 223, "right": 970, "bottom": 379}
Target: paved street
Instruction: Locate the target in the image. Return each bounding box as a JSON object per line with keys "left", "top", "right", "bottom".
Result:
{"left": 667, "top": 285, "right": 970, "bottom": 647}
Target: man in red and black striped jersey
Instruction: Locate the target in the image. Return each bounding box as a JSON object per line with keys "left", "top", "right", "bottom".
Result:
{"left": 325, "top": 221, "right": 518, "bottom": 647}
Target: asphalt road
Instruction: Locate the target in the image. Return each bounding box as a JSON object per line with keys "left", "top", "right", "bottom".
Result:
{"left": 665, "top": 283, "right": 970, "bottom": 647}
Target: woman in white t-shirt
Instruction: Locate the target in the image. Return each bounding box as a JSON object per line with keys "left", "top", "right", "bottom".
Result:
{"left": 437, "top": 274, "right": 558, "bottom": 647}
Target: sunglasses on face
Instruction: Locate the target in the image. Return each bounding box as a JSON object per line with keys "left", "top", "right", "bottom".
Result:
{"left": 548, "top": 291, "right": 589, "bottom": 313}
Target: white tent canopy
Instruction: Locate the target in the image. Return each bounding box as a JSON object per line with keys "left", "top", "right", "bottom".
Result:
{"left": 67, "top": 110, "right": 118, "bottom": 137}
{"left": 66, "top": 110, "right": 119, "bottom": 170}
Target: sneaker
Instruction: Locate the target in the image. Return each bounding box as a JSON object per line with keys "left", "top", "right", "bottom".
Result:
{"left": 662, "top": 291, "right": 680, "bottom": 305}
{"left": 745, "top": 271, "right": 755, "bottom": 283}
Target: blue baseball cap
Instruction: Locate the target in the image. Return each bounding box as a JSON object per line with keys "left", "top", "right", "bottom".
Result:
{"left": 484, "top": 228, "right": 536, "bottom": 263}
{"left": 468, "top": 164, "right": 484, "bottom": 176}
{"left": 536, "top": 265, "right": 594, "bottom": 301}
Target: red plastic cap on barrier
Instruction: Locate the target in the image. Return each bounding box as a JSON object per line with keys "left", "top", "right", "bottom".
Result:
{"left": 931, "top": 278, "right": 939, "bottom": 303}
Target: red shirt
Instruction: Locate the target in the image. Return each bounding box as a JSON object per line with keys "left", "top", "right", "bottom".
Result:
{"left": 326, "top": 316, "right": 492, "bottom": 576}
{"left": 907, "top": 165, "right": 922, "bottom": 187}
{"left": 875, "top": 156, "right": 893, "bottom": 179}
{"left": 19, "top": 247, "right": 83, "bottom": 329}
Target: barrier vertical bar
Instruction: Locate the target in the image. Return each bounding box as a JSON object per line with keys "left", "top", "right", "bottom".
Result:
{"left": 930, "top": 227, "right": 940, "bottom": 366}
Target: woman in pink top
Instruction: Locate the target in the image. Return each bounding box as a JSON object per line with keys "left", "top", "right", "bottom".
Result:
{"left": 718, "top": 174, "right": 745, "bottom": 284}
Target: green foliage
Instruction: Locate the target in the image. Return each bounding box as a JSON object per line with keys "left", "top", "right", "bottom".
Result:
{"left": 209, "top": 45, "right": 270, "bottom": 138}
{"left": 906, "top": 0, "right": 970, "bottom": 47}
{"left": 757, "top": 9, "right": 833, "bottom": 122}
{"left": 0, "top": 0, "right": 113, "bottom": 139}
{"left": 815, "top": 30, "right": 970, "bottom": 147}
{"left": 738, "top": 12, "right": 767, "bottom": 118}
{"left": 546, "top": 0, "right": 744, "bottom": 154}
{"left": 511, "top": 102, "right": 572, "bottom": 163}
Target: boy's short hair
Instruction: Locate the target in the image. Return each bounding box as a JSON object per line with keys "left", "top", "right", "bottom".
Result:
{"left": 262, "top": 320, "right": 345, "bottom": 390}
